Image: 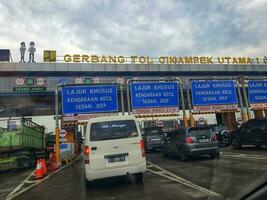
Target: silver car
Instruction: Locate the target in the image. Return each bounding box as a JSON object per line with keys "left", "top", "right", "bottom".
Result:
{"left": 162, "top": 127, "right": 220, "bottom": 161}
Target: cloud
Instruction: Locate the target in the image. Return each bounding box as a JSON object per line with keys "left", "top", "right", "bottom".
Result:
{"left": 0, "top": 0, "right": 266, "bottom": 62}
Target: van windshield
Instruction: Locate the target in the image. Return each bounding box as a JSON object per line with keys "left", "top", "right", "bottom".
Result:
{"left": 90, "top": 120, "right": 138, "bottom": 141}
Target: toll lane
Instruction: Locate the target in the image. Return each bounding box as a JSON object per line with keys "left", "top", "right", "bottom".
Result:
{"left": 10, "top": 148, "right": 267, "bottom": 200}
{"left": 146, "top": 150, "right": 267, "bottom": 200}
{"left": 0, "top": 169, "right": 33, "bottom": 199}
{"left": 15, "top": 156, "right": 212, "bottom": 200}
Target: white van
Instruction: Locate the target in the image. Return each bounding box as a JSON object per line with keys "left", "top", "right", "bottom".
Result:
{"left": 84, "top": 115, "right": 146, "bottom": 184}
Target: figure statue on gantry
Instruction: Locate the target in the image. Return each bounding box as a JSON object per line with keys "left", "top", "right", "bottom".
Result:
{"left": 19, "top": 42, "right": 26, "bottom": 63}
{"left": 28, "top": 41, "right": 36, "bottom": 63}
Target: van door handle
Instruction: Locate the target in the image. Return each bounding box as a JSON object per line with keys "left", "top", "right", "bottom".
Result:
{"left": 91, "top": 147, "right": 97, "bottom": 150}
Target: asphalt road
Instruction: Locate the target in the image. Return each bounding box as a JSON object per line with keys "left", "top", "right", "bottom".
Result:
{"left": 0, "top": 168, "right": 33, "bottom": 200}
{"left": 2, "top": 147, "right": 267, "bottom": 200}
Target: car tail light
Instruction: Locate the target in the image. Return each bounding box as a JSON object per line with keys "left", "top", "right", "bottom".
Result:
{"left": 84, "top": 146, "right": 90, "bottom": 164}
{"left": 140, "top": 140, "right": 145, "bottom": 157}
{"left": 186, "top": 137, "right": 193, "bottom": 144}
{"left": 211, "top": 134, "right": 217, "bottom": 142}
{"left": 84, "top": 146, "right": 90, "bottom": 156}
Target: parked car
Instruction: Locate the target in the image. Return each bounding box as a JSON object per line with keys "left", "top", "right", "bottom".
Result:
{"left": 84, "top": 116, "right": 146, "bottom": 186}
{"left": 162, "top": 126, "right": 220, "bottom": 161}
{"left": 210, "top": 124, "right": 231, "bottom": 146}
{"left": 231, "top": 118, "right": 267, "bottom": 149}
{"left": 143, "top": 127, "right": 164, "bottom": 151}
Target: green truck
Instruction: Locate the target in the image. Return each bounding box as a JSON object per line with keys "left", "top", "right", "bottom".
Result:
{"left": 0, "top": 118, "right": 45, "bottom": 171}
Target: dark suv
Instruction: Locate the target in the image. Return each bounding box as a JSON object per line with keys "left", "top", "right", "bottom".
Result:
{"left": 162, "top": 127, "right": 220, "bottom": 161}
{"left": 143, "top": 127, "right": 164, "bottom": 151}
{"left": 231, "top": 118, "right": 267, "bottom": 149}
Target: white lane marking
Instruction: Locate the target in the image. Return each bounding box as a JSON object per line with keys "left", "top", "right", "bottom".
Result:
{"left": 4, "top": 154, "right": 81, "bottom": 200}
{"left": 24, "top": 181, "right": 36, "bottom": 184}
{"left": 5, "top": 170, "right": 35, "bottom": 199}
{"left": 147, "top": 161, "right": 221, "bottom": 197}
{"left": 221, "top": 152, "right": 267, "bottom": 160}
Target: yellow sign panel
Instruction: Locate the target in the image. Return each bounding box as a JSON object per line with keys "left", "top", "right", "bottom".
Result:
{"left": 44, "top": 50, "right": 56, "bottom": 62}
{"left": 62, "top": 54, "right": 267, "bottom": 65}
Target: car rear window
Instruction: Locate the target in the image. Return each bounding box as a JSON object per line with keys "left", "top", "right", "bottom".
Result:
{"left": 188, "top": 129, "right": 212, "bottom": 137}
{"left": 145, "top": 129, "right": 162, "bottom": 136}
{"left": 90, "top": 120, "right": 138, "bottom": 141}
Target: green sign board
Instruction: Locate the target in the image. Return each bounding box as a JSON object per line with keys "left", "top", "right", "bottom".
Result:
{"left": 26, "top": 78, "right": 34, "bottom": 85}
{"left": 85, "top": 78, "right": 92, "bottom": 84}
{"left": 13, "top": 87, "right": 46, "bottom": 93}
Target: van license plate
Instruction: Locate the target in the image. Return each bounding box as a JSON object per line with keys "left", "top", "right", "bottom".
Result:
{"left": 108, "top": 155, "right": 125, "bottom": 163}
{"left": 199, "top": 139, "right": 209, "bottom": 143}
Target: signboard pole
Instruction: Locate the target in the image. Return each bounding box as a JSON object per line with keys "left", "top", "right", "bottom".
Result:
{"left": 186, "top": 80, "right": 194, "bottom": 127}
{"left": 242, "top": 80, "right": 251, "bottom": 120}
{"left": 126, "top": 80, "right": 131, "bottom": 115}
{"left": 236, "top": 80, "right": 247, "bottom": 122}
{"left": 120, "top": 84, "right": 125, "bottom": 115}
{"left": 55, "top": 85, "right": 60, "bottom": 164}
{"left": 179, "top": 80, "right": 188, "bottom": 128}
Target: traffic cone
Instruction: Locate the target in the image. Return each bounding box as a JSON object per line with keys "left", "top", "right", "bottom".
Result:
{"left": 48, "top": 152, "right": 59, "bottom": 171}
{"left": 42, "top": 159, "right": 47, "bottom": 176}
{"left": 36, "top": 159, "right": 43, "bottom": 179}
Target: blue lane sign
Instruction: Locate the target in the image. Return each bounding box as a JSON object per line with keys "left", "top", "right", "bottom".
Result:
{"left": 130, "top": 82, "right": 179, "bottom": 109}
{"left": 60, "top": 143, "right": 68, "bottom": 149}
{"left": 248, "top": 80, "right": 267, "bottom": 104}
{"left": 191, "top": 80, "right": 238, "bottom": 106}
{"left": 61, "top": 85, "right": 118, "bottom": 114}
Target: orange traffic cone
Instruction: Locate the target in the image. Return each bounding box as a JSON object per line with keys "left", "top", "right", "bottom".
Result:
{"left": 42, "top": 159, "right": 47, "bottom": 176}
{"left": 36, "top": 159, "right": 43, "bottom": 179}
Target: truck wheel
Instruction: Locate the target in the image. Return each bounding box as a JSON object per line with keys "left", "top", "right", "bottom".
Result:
{"left": 18, "top": 158, "right": 30, "bottom": 169}
{"left": 29, "top": 153, "right": 36, "bottom": 168}
{"left": 134, "top": 173, "right": 144, "bottom": 182}
{"left": 179, "top": 148, "right": 187, "bottom": 161}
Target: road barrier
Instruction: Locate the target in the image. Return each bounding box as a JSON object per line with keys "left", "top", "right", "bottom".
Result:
{"left": 62, "top": 121, "right": 88, "bottom": 127}
{"left": 135, "top": 113, "right": 179, "bottom": 118}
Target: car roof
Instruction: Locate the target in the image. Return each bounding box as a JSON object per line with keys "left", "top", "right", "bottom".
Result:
{"left": 88, "top": 115, "right": 136, "bottom": 123}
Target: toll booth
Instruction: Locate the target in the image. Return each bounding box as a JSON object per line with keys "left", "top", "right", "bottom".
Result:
{"left": 216, "top": 111, "right": 237, "bottom": 131}
{"left": 61, "top": 120, "right": 86, "bottom": 158}
{"left": 136, "top": 114, "right": 179, "bottom": 131}
{"left": 253, "top": 109, "right": 264, "bottom": 118}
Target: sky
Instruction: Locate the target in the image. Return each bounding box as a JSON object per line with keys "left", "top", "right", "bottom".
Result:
{"left": 0, "top": 0, "right": 267, "bottom": 62}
